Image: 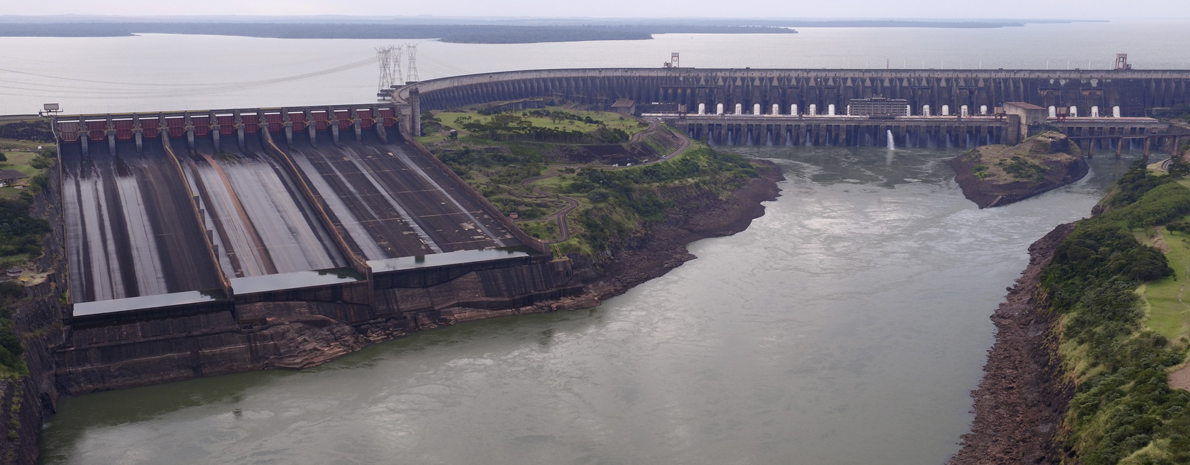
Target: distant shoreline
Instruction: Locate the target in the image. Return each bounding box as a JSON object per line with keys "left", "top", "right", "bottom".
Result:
{"left": 0, "top": 19, "right": 1094, "bottom": 44}
{"left": 0, "top": 23, "right": 801, "bottom": 44}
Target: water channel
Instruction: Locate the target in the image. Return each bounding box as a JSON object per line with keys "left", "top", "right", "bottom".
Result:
{"left": 39, "top": 145, "right": 1136, "bottom": 464}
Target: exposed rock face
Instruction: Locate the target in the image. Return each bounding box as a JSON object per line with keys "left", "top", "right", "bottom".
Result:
{"left": 949, "top": 132, "right": 1089, "bottom": 208}
{"left": 948, "top": 223, "right": 1076, "bottom": 465}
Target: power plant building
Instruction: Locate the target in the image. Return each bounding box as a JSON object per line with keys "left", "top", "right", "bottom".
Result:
{"left": 847, "top": 97, "right": 910, "bottom": 117}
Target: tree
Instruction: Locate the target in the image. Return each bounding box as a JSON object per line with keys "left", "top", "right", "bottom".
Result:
{"left": 0, "top": 153, "right": 6, "bottom": 162}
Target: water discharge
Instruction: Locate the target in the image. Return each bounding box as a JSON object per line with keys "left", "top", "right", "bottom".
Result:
{"left": 40, "top": 145, "right": 1139, "bottom": 465}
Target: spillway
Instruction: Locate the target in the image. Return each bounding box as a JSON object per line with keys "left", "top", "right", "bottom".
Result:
{"left": 178, "top": 137, "right": 347, "bottom": 278}
{"left": 284, "top": 133, "right": 516, "bottom": 261}
{"left": 57, "top": 107, "right": 531, "bottom": 319}
{"left": 62, "top": 141, "right": 223, "bottom": 303}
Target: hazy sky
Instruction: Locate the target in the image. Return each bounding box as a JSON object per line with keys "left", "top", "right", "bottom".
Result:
{"left": 4, "top": 0, "right": 1188, "bottom": 20}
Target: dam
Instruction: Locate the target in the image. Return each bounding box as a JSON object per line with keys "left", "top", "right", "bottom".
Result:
{"left": 51, "top": 106, "right": 578, "bottom": 393}
{"left": 44, "top": 67, "right": 1190, "bottom": 393}
{"left": 390, "top": 68, "right": 1190, "bottom": 155}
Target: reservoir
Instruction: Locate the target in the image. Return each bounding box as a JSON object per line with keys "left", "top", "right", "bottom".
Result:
{"left": 39, "top": 145, "right": 1130, "bottom": 464}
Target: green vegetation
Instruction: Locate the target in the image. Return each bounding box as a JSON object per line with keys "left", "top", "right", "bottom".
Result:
{"left": 553, "top": 146, "right": 758, "bottom": 257}
{"left": 0, "top": 120, "right": 53, "bottom": 144}
{"left": 1040, "top": 160, "right": 1190, "bottom": 464}
{"left": 997, "top": 156, "right": 1049, "bottom": 181}
{"left": 0, "top": 199, "right": 49, "bottom": 261}
{"left": 435, "top": 106, "right": 642, "bottom": 143}
{"left": 418, "top": 103, "right": 758, "bottom": 254}
{"left": 963, "top": 131, "right": 1078, "bottom": 184}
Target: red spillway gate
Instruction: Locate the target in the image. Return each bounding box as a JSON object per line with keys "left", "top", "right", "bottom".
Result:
{"left": 114, "top": 120, "right": 134, "bottom": 141}
{"left": 312, "top": 111, "right": 330, "bottom": 131}
{"left": 165, "top": 117, "right": 185, "bottom": 138}
{"left": 264, "top": 112, "right": 283, "bottom": 133}
{"left": 379, "top": 108, "right": 396, "bottom": 128}
{"left": 242, "top": 114, "right": 258, "bottom": 135}
{"left": 358, "top": 109, "right": 374, "bottom": 129}
{"left": 57, "top": 122, "right": 79, "bottom": 142}
{"left": 290, "top": 112, "right": 307, "bottom": 132}
{"left": 85, "top": 121, "right": 106, "bottom": 142}
{"left": 334, "top": 110, "right": 351, "bottom": 130}
{"left": 192, "top": 116, "right": 210, "bottom": 137}
{"left": 141, "top": 118, "right": 160, "bottom": 139}
{"left": 217, "top": 115, "right": 235, "bottom": 136}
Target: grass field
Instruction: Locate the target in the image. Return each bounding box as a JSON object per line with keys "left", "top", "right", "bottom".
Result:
{"left": 0, "top": 138, "right": 44, "bottom": 152}
{"left": 434, "top": 106, "right": 647, "bottom": 136}
{"left": 1139, "top": 225, "right": 1190, "bottom": 342}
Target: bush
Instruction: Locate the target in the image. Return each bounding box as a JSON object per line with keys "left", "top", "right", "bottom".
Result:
{"left": 587, "top": 190, "right": 610, "bottom": 203}
{"left": 1041, "top": 168, "right": 1190, "bottom": 463}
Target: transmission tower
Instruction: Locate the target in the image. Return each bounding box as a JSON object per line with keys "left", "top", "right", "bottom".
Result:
{"left": 406, "top": 43, "right": 419, "bottom": 83}
{"left": 376, "top": 46, "right": 395, "bottom": 93}
{"left": 393, "top": 45, "right": 404, "bottom": 86}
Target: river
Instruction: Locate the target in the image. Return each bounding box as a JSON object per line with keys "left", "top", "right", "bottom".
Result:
{"left": 39, "top": 144, "right": 1133, "bottom": 464}
{"left": 5, "top": 20, "right": 1171, "bottom": 464}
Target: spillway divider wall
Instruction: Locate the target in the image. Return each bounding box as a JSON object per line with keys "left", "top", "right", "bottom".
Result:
{"left": 404, "top": 134, "right": 550, "bottom": 256}
{"left": 158, "top": 129, "right": 235, "bottom": 301}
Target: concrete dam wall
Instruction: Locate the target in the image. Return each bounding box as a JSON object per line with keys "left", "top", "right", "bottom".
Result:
{"left": 390, "top": 68, "right": 1184, "bottom": 152}
{"left": 401, "top": 68, "right": 1190, "bottom": 120}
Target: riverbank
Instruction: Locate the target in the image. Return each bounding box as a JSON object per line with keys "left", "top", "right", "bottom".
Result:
{"left": 949, "top": 222, "right": 1074, "bottom": 465}
{"left": 541, "top": 160, "right": 783, "bottom": 310}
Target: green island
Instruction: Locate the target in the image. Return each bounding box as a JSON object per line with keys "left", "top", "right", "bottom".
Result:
{"left": 1040, "top": 157, "right": 1190, "bottom": 464}
{"left": 416, "top": 102, "right": 765, "bottom": 259}
{"left": 948, "top": 131, "right": 1088, "bottom": 208}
